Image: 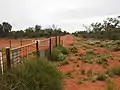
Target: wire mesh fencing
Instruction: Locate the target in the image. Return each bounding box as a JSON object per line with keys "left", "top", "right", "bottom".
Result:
{"left": 0, "top": 36, "right": 62, "bottom": 73}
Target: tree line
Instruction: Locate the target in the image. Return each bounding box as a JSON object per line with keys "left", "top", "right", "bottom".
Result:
{"left": 73, "top": 16, "right": 120, "bottom": 40}
{"left": 0, "top": 22, "right": 69, "bottom": 38}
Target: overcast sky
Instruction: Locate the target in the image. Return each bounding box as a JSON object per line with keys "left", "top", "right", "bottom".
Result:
{"left": 0, "top": 0, "right": 120, "bottom": 32}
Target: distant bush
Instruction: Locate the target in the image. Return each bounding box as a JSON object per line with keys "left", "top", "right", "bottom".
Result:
{"left": 0, "top": 58, "right": 62, "bottom": 90}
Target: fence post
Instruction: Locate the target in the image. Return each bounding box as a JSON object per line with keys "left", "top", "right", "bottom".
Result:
{"left": 59, "top": 36, "right": 61, "bottom": 45}
{"left": 9, "top": 41, "right": 11, "bottom": 48}
{"left": 49, "top": 38, "right": 52, "bottom": 54}
{"left": 0, "top": 51, "right": 4, "bottom": 74}
{"left": 55, "top": 36, "right": 57, "bottom": 46}
{"left": 36, "top": 41, "right": 39, "bottom": 58}
{"left": 61, "top": 40, "right": 64, "bottom": 46}
{"left": 21, "top": 40, "right": 23, "bottom": 46}
{"left": 6, "top": 47, "right": 11, "bottom": 71}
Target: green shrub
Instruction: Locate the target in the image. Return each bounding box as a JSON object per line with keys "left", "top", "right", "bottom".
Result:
{"left": 69, "top": 46, "right": 78, "bottom": 53}
{"left": 57, "top": 53, "right": 66, "bottom": 61}
{"left": 110, "top": 47, "right": 120, "bottom": 52}
{"left": 51, "top": 47, "right": 66, "bottom": 61}
{"left": 81, "top": 69, "right": 86, "bottom": 75}
{"left": 114, "top": 40, "right": 120, "bottom": 45}
{"left": 86, "top": 49, "right": 94, "bottom": 55}
{"left": 65, "top": 71, "right": 73, "bottom": 78}
{"left": 110, "top": 66, "right": 120, "bottom": 76}
{"left": 59, "top": 60, "right": 69, "bottom": 66}
{"left": 50, "top": 45, "right": 69, "bottom": 61}
{"left": 57, "top": 45, "right": 69, "bottom": 54}
{"left": 106, "top": 79, "right": 116, "bottom": 90}
{"left": 0, "top": 58, "right": 62, "bottom": 90}
{"left": 96, "top": 72, "right": 106, "bottom": 81}
{"left": 70, "top": 43, "right": 74, "bottom": 46}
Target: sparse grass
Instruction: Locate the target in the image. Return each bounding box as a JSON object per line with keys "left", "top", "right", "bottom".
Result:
{"left": 106, "top": 79, "right": 116, "bottom": 90}
{"left": 81, "top": 69, "right": 86, "bottom": 75}
{"left": 109, "top": 66, "right": 120, "bottom": 76}
{"left": 78, "top": 78, "right": 85, "bottom": 85}
{"left": 0, "top": 58, "right": 62, "bottom": 90}
{"left": 96, "top": 72, "right": 107, "bottom": 81}
{"left": 86, "top": 49, "right": 94, "bottom": 55}
{"left": 81, "top": 70, "right": 109, "bottom": 82}
{"left": 69, "top": 46, "right": 78, "bottom": 53}
{"left": 81, "top": 50, "right": 110, "bottom": 66}
{"left": 59, "top": 60, "right": 69, "bottom": 66}
{"left": 70, "top": 43, "right": 74, "bottom": 46}
{"left": 65, "top": 71, "right": 73, "bottom": 78}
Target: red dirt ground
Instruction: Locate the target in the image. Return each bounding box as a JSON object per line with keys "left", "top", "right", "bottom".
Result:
{"left": 0, "top": 37, "right": 46, "bottom": 49}
{"left": 58, "top": 35, "right": 120, "bottom": 90}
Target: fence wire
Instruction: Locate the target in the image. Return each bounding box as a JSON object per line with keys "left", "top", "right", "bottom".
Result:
{"left": 0, "top": 36, "right": 62, "bottom": 73}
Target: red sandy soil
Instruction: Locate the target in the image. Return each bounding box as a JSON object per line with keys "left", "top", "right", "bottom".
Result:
{"left": 0, "top": 37, "right": 46, "bottom": 49}
{"left": 58, "top": 35, "right": 120, "bottom": 90}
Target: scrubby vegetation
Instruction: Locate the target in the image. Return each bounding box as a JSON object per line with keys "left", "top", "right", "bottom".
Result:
{"left": 80, "top": 50, "right": 109, "bottom": 66}
{"left": 50, "top": 45, "right": 69, "bottom": 61}
{"left": 108, "top": 66, "right": 120, "bottom": 76}
{"left": 73, "top": 16, "right": 120, "bottom": 40}
{"left": 106, "top": 79, "right": 116, "bottom": 90}
{"left": 0, "top": 58, "right": 62, "bottom": 90}
{"left": 0, "top": 22, "right": 69, "bottom": 38}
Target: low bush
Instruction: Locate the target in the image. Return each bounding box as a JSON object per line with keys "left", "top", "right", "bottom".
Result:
{"left": 86, "top": 49, "right": 94, "bottom": 55}
{"left": 110, "top": 47, "right": 120, "bottom": 52}
{"left": 106, "top": 79, "right": 116, "bottom": 90}
{"left": 0, "top": 58, "right": 62, "bottom": 90}
{"left": 65, "top": 71, "right": 73, "bottom": 78}
{"left": 96, "top": 72, "right": 107, "bottom": 81}
{"left": 109, "top": 66, "right": 120, "bottom": 76}
{"left": 70, "top": 43, "right": 74, "bottom": 46}
{"left": 51, "top": 45, "right": 68, "bottom": 61}
{"left": 69, "top": 46, "right": 78, "bottom": 53}
{"left": 59, "top": 60, "right": 69, "bottom": 66}
{"left": 57, "top": 45, "right": 69, "bottom": 55}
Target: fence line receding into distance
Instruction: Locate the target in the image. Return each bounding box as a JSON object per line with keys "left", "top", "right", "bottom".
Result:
{"left": 0, "top": 36, "right": 63, "bottom": 74}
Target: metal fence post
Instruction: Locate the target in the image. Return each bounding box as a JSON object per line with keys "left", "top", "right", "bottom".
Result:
{"left": 0, "top": 51, "right": 4, "bottom": 74}
{"left": 36, "top": 41, "right": 39, "bottom": 58}
{"left": 9, "top": 41, "right": 11, "bottom": 48}
{"left": 49, "top": 38, "right": 52, "bottom": 54}
{"left": 6, "top": 47, "right": 11, "bottom": 71}
{"left": 21, "top": 40, "right": 23, "bottom": 46}
{"left": 55, "top": 36, "right": 57, "bottom": 46}
{"left": 59, "top": 36, "right": 61, "bottom": 45}
{"left": 61, "top": 40, "right": 64, "bottom": 46}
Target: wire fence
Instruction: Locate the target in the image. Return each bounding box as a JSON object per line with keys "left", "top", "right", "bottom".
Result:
{"left": 0, "top": 36, "right": 63, "bottom": 74}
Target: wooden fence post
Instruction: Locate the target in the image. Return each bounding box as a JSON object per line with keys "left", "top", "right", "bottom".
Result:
{"left": 36, "top": 41, "right": 39, "bottom": 58}
{"left": 6, "top": 47, "right": 11, "bottom": 71}
{"left": 49, "top": 38, "right": 52, "bottom": 54}
{"left": 55, "top": 36, "right": 57, "bottom": 46}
